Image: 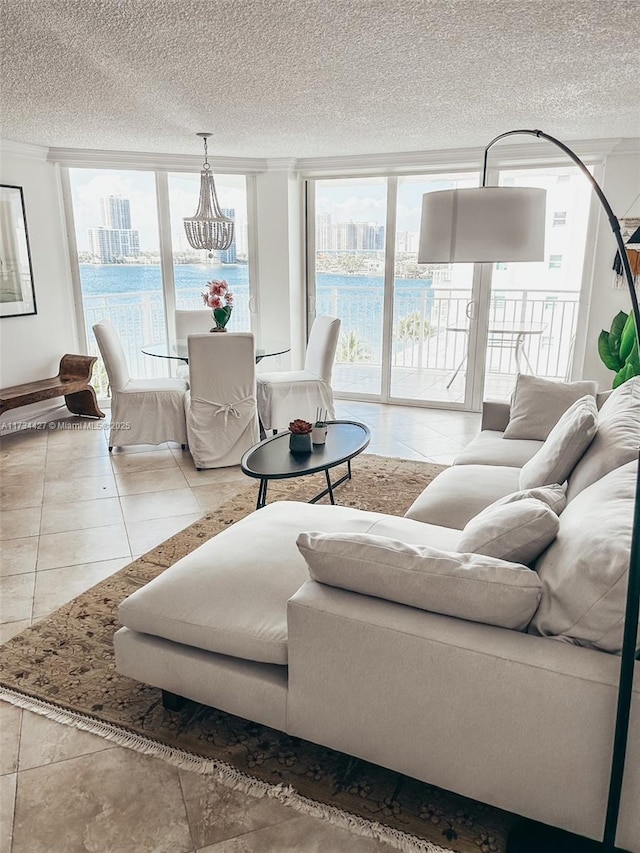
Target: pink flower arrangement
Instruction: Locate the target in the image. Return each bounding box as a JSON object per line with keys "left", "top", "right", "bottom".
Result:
{"left": 202, "top": 279, "right": 234, "bottom": 331}
{"left": 202, "top": 279, "right": 233, "bottom": 310}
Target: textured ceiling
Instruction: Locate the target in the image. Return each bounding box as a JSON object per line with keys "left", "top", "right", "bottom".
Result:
{"left": 1, "top": 0, "right": 639, "bottom": 159}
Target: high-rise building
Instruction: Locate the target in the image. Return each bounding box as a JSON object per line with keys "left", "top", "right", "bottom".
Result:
{"left": 219, "top": 208, "right": 237, "bottom": 263}
{"left": 89, "top": 195, "right": 140, "bottom": 263}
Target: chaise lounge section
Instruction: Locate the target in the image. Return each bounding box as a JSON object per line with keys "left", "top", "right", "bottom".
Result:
{"left": 114, "top": 376, "right": 640, "bottom": 850}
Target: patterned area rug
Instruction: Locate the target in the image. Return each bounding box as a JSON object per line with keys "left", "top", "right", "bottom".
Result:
{"left": 0, "top": 455, "right": 515, "bottom": 853}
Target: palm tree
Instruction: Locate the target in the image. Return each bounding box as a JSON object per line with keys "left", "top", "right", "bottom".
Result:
{"left": 336, "top": 330, "right": 371, "bottom": 363}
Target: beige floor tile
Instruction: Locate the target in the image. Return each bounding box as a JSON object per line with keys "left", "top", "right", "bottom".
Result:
{"left": 109, "top": 442, "right": 171, "bottom": 454}
{"left": 44, "top": 453, "right": 113, "bottom": 480}
{"left": 45, "top": 439, "right": 110, "bottom": 462}
{"left": 120, "top": 488, "right": 201, "bottom": 524}
{"left": 43, "top": 473, "right": 118, "bottom": 504}
{"left": 0, "top": 536, "right": 39, "bottom": 577}
{"left": 18, "top": 710, "right": 113, "bottom": 771}
{"left": 0, "top": 701, "right": 22, "bottom": 775}
{"left": 0, "top": 573, "right": 35, "bottom": 623}
{"left": 115, "top": 466, "right": 188, "bottom": 496}
{"left": 0, "top": 506, "right": 40, "bottom": 541}
{"left": 197, "top": 813, "right": 399, "bottom": 852}
{"left": 32, "top": 557, "right": 131, "bottom": 618}
{"left": 0, "top": 619, "right": 31, "bottom": 644}
{"left": 11, "top": 748, "right": 193, "bottom": 853}
{"left": 36, "top": 525, "right": 130, "bottom": 571}
{"left": 0, "top": 479, "right": 44, "bottom": 511}
{"left": 126, "top": 512, "right": 203, "bottom": 555}
{"left": 192, "top": 481, "right": 253, "bottom": 513}
{"left": 180, "top": 464, "right": 249, "bottom": 487}
{"left": 109, "top": 448, "right": 179, "bottom": 475}
{"left": 40, "top": 497, "right": 123, "bottom": 535}
{"left": 0, "top": 772, "right": 16, "bottom": 853}
{"left": 179, "top": 770, "right": 297, "bottom": 848}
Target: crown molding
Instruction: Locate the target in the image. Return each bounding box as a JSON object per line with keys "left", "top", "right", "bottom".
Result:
{"left": 296, "top": 138, "right": 630, "bottom": 177}
{"left": 265, "top": 158, "right": 299, "bottom": 171}
{"left": 46, "top": 147, "right": 269, "bottom": 173}
{"left": 5, "top": 136, "right": 633, "bottom": 176}
{"left": 0, "top": 139, "right": 49, "bottom": 161}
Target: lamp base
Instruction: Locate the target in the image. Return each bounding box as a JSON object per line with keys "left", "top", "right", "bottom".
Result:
{"left": 506, "top": 819, "right": 626, "bottom": 853}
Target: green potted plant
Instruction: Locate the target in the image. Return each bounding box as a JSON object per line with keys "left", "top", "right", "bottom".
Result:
{"left": 598, "top": 310, "right": 640, "bottom": 387}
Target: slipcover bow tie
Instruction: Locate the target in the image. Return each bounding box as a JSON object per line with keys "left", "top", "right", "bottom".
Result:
{"left": 193, "top": 395, "right": 255, "bottom": 425}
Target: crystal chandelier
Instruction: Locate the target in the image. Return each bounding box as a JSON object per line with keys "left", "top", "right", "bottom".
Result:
{"left": 183, "top": 132, "right": 234, "bottom": 257}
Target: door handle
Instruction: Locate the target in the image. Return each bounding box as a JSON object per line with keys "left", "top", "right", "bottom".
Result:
{"left": 465, "top": 300, "right": 476, "bottom": 320}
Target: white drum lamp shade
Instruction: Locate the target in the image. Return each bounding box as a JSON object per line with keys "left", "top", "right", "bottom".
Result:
{"left": 418, "top": 186, "right": 547, "bottom": 264}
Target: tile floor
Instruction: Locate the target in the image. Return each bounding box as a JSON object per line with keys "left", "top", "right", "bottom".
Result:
{"left": 0, "top": 400, "right": 480, "bottom": 853}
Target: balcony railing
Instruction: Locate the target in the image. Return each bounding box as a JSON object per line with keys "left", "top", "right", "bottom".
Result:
{"left": 83, "top": 285, "right": 579, "bottom": 398}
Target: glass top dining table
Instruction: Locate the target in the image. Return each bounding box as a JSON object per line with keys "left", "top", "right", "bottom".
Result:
{"left": 142, "top": 338, "right": 291, "bottom": 364}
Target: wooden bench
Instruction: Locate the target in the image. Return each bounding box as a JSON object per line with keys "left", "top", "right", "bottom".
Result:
{"left": 0, "top": 354, "right": 105, "bottom": 419}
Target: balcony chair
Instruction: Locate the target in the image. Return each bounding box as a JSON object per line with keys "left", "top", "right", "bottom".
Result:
{"left": 93, "top": 318, "right": 188, "bottom": 451}
{"left": 174, "top": 310, "right": 212, "bottom": 381}
{"left": 257, "top": 315, "right": 341, "bottom": 431}
{"left": 185, "top": 332, "right": 260, "bottom": 469}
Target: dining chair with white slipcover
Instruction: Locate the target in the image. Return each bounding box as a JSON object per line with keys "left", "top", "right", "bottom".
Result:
{"left": 185, "top": 332, "right": 260, "bottom": 469}
{"left": 174, "top": 310, "right": 212, "bottom": 380}
{"left": 93, "top": 319, "right": 188, "bottom": 450}
{"left": 257, "top": 315, "right": 341, "bottom": 431}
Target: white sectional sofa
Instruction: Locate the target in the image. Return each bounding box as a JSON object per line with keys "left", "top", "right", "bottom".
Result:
{"left": 114, "top": 376, "right": 640, "bottom": 850}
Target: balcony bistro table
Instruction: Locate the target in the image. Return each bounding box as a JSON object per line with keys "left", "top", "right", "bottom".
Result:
{"left": 445, "top": 321, "right": 547, "bottom": 388}
{"left": 241, "top": 420, "right": 370, "bottom": 510}
{"left": 142, "top": 339, "right": 291, "bottom": 365}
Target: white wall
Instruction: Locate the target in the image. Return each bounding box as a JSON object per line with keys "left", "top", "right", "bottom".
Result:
{"left": 0, "top": 142, "right": 78, "bottom": 394}
{"left": 581, "top": 144, "right": 640, "bottom": 388}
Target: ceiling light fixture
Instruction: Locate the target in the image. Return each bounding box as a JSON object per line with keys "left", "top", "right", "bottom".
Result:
{"left": 419, "top": 128, "right": 639, "bottom": 853}
{"left": 183, "top": 132, "right": 234, "bottom": 257}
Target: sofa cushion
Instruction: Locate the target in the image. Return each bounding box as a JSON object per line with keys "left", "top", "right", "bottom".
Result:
{"left": 457, "top": 498, "right": 559, "bottom": 564}
{"left": 297, "top": 531, "right": 542, "bottom": 630}
{"left": 567, "top": 377, "right": 640, "bottom": 502}
{"left": 118, "top": 501, "right": 388, "bottom": 665}
{"left": 530, "top": 461, "right": 637, "bottom": 653}
{"left": 519, "top": 396, "right": 598, "bottom": 489}
{"left": 503, "top": 374, "right": 598, "bottom": 441}
{"left": 492, "top": 482, "right": 567, "bottom": 515}
{"left": 404, "top": 464, "right": 521, "bottom": 529}
{"left": 453, "top": 430, "right": 543, "bottom": 468}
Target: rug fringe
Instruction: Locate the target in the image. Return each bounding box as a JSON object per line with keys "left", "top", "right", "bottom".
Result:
{"left": 0, "top": 685, "right": 456, "bottom": 853}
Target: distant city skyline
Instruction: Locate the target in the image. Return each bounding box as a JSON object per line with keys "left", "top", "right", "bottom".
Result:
{"left": 88, "top": 195, "right": 140, "bottom": 263}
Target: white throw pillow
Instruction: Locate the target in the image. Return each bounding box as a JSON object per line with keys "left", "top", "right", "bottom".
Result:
{"left": 492, "top": 482, "right": 567, "bottom": 515}
{"left": 504, "top": 374, "right": 597, "bottom": 441}
{"left": 567, "top": 377, "right": 640, "bottom": 501}
{"left": 530, "top": 461, "right": 637, "bottom": 653}
{"left": 297, "top": 531, "right": 542, "bottom": 631}
{"left": 519, "top": 396, "right": 598, "bottom": 489}
{"left": 457, "top": 498, "right": 560, "bottom": 564}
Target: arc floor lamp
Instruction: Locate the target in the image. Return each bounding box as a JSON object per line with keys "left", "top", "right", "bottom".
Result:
{"left": 418, "top": 129, "right": 639, "bottom": 853}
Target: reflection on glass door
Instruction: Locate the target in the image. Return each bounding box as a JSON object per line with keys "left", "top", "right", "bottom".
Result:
{"left": 69, "top": 168, "right": 167, "bottom": 395}
{"left": 480, "top": 166, "right": 591, "bottom": 399}
{"left": 312, "top": 177, "right": 387, "bottom": 396}
{"left": 168, "top": 173, "right": 251, "bottom": 329}
{"left": 391, "top": 174, "right": 478, "bottom": 404}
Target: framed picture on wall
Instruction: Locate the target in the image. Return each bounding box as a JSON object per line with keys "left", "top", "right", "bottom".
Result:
{"left": 0, "top": 184, "right": 37, "bottom": 318}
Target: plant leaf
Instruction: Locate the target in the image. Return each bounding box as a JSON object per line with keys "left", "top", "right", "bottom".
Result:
{"left": 609, "top": 310, "right": 628, "bottom": 353}
{"left": 598, "top": 330, "right": 623, "bottom": 371}
{"left": 619, "top": 311, "right": 637, "bottom": 362}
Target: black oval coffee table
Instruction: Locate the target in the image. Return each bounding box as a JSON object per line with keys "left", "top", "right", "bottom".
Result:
{"left": 241, "top": 420, "right": 370, "bottom": 510}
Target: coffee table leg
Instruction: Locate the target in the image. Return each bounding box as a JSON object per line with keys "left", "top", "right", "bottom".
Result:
{"left": 325, "top": 469, "right": 335, "bottom": 505}
{"left": 257, "top": 479, "right": 268, "bottom": 510}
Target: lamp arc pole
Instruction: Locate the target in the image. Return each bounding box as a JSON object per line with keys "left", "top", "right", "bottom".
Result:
{"left": 483, "top": 130, "right": 639, "bottom": 853}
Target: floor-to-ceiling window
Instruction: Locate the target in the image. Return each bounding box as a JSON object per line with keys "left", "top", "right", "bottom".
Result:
{"left": 68, "top": 167, "right": 251, "bottom": 394}
{"left": 312, "top": 178, "right": 387, "bottom": 396}
{"left": 307, "top": 163, "right": 592, "bottom": 409}
{"left": 167, "top": 173, "right": 251, "bottom": 328}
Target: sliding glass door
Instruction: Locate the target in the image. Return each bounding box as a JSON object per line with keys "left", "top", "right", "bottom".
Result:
{"left": 307, "top": 165, "right": 591, "bottom": 409}
{"left": 311, "top": 177, "right": 388, "bottom": 397}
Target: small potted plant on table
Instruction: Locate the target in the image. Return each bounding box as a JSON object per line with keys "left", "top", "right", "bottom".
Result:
{"left": 289, "top": 419, "right": 313, "bottom": 454}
